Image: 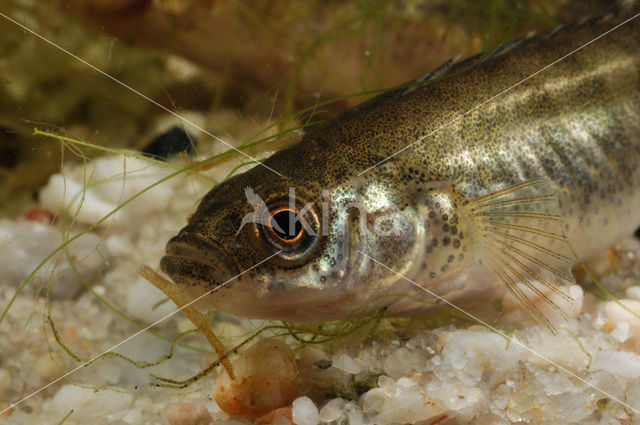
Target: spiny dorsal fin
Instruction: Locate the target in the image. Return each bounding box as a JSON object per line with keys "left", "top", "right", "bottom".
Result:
{"left": 347, "top": 13, "right": 618, "bottom": 115}
{"left": 465, "top": 179, "right": 577, "bottom": 332}
{"left": 399, "top": 13, "right": 616, "bottom": 96}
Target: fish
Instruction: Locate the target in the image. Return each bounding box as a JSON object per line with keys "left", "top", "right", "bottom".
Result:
{"left": 160, "top": 13, "right": 640, "bottom": 326}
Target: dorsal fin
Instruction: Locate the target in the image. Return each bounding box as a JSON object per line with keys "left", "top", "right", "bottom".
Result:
{"left": 340, "top": 12, "right": 622, "bottom": 126}
{"left": 352, "top": 12, "right": 618, "bottom": 106}
{"left": 399, "top": 13, "right": 617, "bottom": 96}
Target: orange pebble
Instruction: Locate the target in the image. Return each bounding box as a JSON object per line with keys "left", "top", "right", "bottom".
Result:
{"left": 255, "top": 407, "right": 293, "bottom": 425}
{"left": 23, "top": 207, "right": 55, "bottom": 224}
{"left": 215, "top": 339, "right": 298, "bottom": 419}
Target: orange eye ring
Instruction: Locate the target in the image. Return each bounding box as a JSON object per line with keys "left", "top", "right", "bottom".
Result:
{"left": 251, "top": 195, "right": 321, "bottom": 266}
{"left": 268, "top": 207, "right": 305, "bottom": 243}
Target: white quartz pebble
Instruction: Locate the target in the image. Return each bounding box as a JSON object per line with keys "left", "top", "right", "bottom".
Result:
{"left": 333, "top": 353, "right": 362, "bottom": 375}
{"left": 292, "top": 396, "right": 319, "bottom": 425}
{"left": 626, "top": 286, "right": 640, "bottom": 301}
{"left": 603, "top": 299, "right": 640, "bottom": 350}
{"left": 319, "top": 398, "right": 346, "bottom": 422}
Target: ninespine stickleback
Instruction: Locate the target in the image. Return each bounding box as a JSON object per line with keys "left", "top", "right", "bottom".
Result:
{"left": 160, "top": 13, "right": 640, "bottom": 326}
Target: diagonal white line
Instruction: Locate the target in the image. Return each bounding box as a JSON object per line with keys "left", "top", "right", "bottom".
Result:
{"left": 357, "top": 11, "right": 640, "bottom": 176}
{"left": 0, "top": 251, "right": 281, "bottom": 415}
{"left": 0, "top": 11, "right": 284, "bottom": 177}
{"left": 357, "top": 249, "right": 640, "bottom": 415}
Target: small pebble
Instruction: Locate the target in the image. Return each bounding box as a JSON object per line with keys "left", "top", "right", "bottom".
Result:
{"left": 292, "top": 397, "right": 319, "bottom": 425}
{"left": 313, "top": 359, "right": 332, "bottom": 370}
{"left": 333, "top": 354, "right": 361, "bottom": 375}
{"left": 537, "top": 284, "right": 584, "bottom": 323}
{"left": 23, "top": 207, "right": 55, "bottom": 224}
{"left": 603, "top": 299, "right": 640, "bottom": 351}
{"left": 604, "top": 299, "right": 640, "bottom": 326}
{"left": 121, "top": 408, "right": 144, "bottom": 425}
{"left": 142, "top": 126, "right": 197, "bottom": 160}
{"left": 346, "top": 406, "right": 364, "bottom": 425}
{"left": 215, "top": 338, "right": 298, "bottom": 418}
{"left": 164, "top": 402, "right": 212, "bottom": 425}
{"left": 626, "top": 286, "right": 640, "bottom": 301}
{"left": 319, "top": 398, "right": 346, "bottom": 422}
{"left": 35, "top": 352, "right": 64, "bottom": 381}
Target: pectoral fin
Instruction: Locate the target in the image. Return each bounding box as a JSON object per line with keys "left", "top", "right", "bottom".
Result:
{"left": 466, "top": 179, "right": 575, "bottom": 331}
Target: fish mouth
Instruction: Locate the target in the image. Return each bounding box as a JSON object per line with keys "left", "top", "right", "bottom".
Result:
{"left": 160, "top": 227, "right": 238, "bottom": 287}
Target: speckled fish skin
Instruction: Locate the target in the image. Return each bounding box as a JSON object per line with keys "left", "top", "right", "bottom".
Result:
{"left": 161, "top": 14, "right": 640, "bottom": 323}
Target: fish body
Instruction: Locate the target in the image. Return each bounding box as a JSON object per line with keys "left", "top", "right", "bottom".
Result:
{"left": 161, "top": 14, "right": 640, "bottom": 324}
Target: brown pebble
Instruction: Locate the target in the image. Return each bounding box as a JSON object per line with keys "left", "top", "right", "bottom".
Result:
{"left": 215, "top": 338, "right": 298, "bottom": 419}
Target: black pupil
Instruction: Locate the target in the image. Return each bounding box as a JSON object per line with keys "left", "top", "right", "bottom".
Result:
{"left": 271, "top": 210, "right": 302, "bottom": 240}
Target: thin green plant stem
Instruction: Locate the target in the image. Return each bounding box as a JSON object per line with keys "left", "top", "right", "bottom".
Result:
{"left": 0, "top": 150, "right": 227, "bottom": 327}
{"left": 559, "top": 326, "right": 593, "bottom": 369}
{"left": 567, "top": 242, "right": 640, "bottom": 322}
{"left": 61, "top": 247, "right": 211, "bottom": 354}
{"left": 34, "top": 129, "right": 218, "bottom": 186}
{"left": 56, "top": 409, "right": 74, "bottom": 425}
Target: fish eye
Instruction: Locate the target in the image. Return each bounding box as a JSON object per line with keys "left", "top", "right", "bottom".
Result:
{"left": 269, "top": 208, "right": 303, "bottom": 242}
{"left": 252, "top": 199, "right": 321, "bottom": 264}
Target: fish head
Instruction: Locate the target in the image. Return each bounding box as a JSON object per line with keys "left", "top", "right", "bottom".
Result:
{"left": 161, "top": 169, "right": 335, "bottom": 321}
{"left": 160, "top": 164, "right": 442, "bottom": 322}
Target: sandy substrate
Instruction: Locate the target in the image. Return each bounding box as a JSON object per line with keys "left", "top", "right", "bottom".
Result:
{"left": 1, "top": 152, "right": 640, "bottom": 425}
